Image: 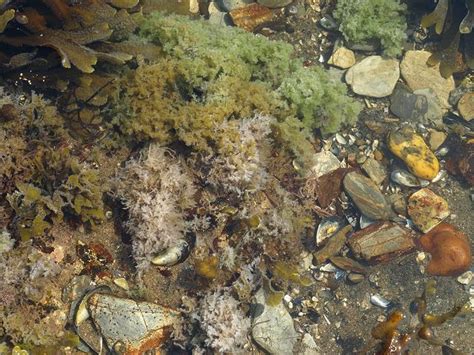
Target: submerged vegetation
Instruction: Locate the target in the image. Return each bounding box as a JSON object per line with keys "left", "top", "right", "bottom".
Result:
{"left": 113, "top": 12, "right": 361, "bottom": 162}
{"left": 333, "top": 0, "right": 407, "bottom": 56}
{"left": 0, "top": 0, "right": 471, "bottom": 353}
{"left": 420, "top": 0, "right": 474, "bottom": 77}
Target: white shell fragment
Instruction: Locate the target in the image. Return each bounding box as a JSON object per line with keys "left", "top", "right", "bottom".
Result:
{"left": 75, "top": 299, "right": 91, "bottom": 326}
{"left": 359, "top": 214, "right": 377, "bottom": 229}
{"left": 457, "top": 271, "right": 473, "bottom": 285}
{"left": 370, "top": 294, "right": 392, "bottom": 308}
{"left": 151, "top": 239, "right": 190, "bottom": 266}
{"left": 113, "top": 277, "right": 130, "bottom": 290}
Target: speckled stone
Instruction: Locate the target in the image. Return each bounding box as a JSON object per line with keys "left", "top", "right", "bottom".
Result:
{"left": 346, "top": 56, "right": 400, "bottom": 98}
{"left": 407, "top": 188, "right": 450, "bottom": 233}
{"left": 252, "top": 289, "right": 298, "bottom": 354}
{"left": 328, "top": 47, "right": 356, "bottom": 69}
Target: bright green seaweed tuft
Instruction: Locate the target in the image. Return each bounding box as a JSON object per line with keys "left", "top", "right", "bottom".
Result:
{"left": 333, "top": 0, "right": 407, "bottom": 57}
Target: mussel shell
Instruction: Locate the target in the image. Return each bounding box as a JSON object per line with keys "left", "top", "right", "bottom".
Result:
{"left": 443, "top": 112, "right": 473, "bottom": 131}
{"left": 319, "top": 15, "right": 338, "bottom": 31}
{"left": 370, "top": 294, "right": 392, "bottom": 308}
{"left": 316, "top": 216, "right": 346, "bottom": 246}
{"left": 151, "top": 238, "right": 192, "bottom": 267}
{"left": 390, "top": 169, "right": 422, "bottom": 187}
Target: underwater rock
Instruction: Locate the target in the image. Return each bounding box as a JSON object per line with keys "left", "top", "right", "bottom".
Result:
{"left": 343, "top": 172, "right": 394, "bottom": 220}
{"left": 428, "top": 130, "right": 447, "bottom": 151}
{"left": 257, "top": 0, "right": 292, "bottom": 8}
{"left": 387, "top": 126, "right": 440, "bottom": 180}
{"left": 347, "top": 273, "right": 365, "bottom": 284}
{"left": 310, "top": 151, "right": 341, "bottom": 178}
{"left": 83, "top": 292, "right": 179, "bottom": 353}
{"left": 329, "top": 256, "right": 367, "bottom": 274}
{"left": 418, "top": 223, "right": 472, "bottom": 276}
{"left": 328, "top": 47, "right": 356, "bottom": 69}
{"left": 400, "top": 50, "right": 455, "bottom": 109}
{"left": 317, "top": 167, "right": 350, "bottom": 208}
{"left": 407, "top": 188, "right": 450, "bottom": 233}
{"left": 208, "top": 2, "right": 231, "bottom": 26}
{"left": 390, "top": 83, "right": 428, "bottom": 122}
{"left": 458, "top": 92, "right": 474, "bottom": 121}
{"left": 348, "top": 222, "right": 417, "bottom": 262}
{"left": 361, "top": 157, "right": 387, "bottom": 186}
{"left": 313, "top": 225, "right": 352, "bottom": 265}
{"left": 252, "top": 289, "right": 298, "bottom": 354}
{"left": 445, "top": 139, "right": 474, "bottom": 186}
{"left": 229, "top": 3, "right": 273, "bottom": 31}
{"left": 345, "top": 56, "right": 400, "bottom": 98}
{"left": 413, "top": 88, "right": 444, "bottom": 126}
{"left": 217, "top": 0, "right": 255, "bottom": 12}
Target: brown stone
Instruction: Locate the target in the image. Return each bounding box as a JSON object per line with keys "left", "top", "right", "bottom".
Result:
{"left": 458, "top": 92, "right": 474, "bottom": 121}
{"left": 313, "top": 225, "right": 352, "bottom": 265}
{"left": 328, "top": 47, "right": 356, "bottom": 69}
{"left": 229, "top": 3, "right": 273, "bottom": 32}
{"left": 348, "top": 222, "right": 417, "bottom": 262}
{"left": 418, "top": 223, "right": 472, "bottom": 276}
{"left": 343, "top": 172, "right": 394, "bottom": 220}
{"left": 400, "top": 50, "right": 455, "bottom": 109}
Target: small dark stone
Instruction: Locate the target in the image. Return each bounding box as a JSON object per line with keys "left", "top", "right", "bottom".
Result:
{"left": 307, "top": 308, "right": 321, "bottom": 323}
{"left": 390, "top": 83, "right": 428, "bottom": 121}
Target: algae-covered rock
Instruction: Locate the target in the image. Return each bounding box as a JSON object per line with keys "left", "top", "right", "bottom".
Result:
{"left": 387, "top": 127, "right": 440, "bottom": 180}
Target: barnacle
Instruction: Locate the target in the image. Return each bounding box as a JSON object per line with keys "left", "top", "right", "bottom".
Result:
{"left": 421, "top": 0, "right": 474, "bottom": 77}
{"left": 0, "top": 0, "right": 137, "bottom": 74}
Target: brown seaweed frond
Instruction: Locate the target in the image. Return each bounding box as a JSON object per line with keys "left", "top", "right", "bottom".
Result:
{"left": 0, "top": 0, "right": 138, "bottom": 73}
{"left": 421, "top": 0, "right": 474, "bottom": 77}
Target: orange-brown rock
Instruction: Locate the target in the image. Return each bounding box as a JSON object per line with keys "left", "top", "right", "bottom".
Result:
{"left": 229, "top": 3, "right": 273, "bottom": 32}
{"left": 418, "top": 223, "right": 472, "bottom": 276}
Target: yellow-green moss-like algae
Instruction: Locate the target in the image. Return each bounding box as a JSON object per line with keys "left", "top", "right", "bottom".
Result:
{"left": 111, "top": 12, "right": 361, "bottom": 167}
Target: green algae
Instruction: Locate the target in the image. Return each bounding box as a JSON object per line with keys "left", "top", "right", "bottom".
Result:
{"left": 111, "top": 12, "right": 361, "bottom": 167}
{"left": 333, "top": 0, "right": 407, "bottom": 57}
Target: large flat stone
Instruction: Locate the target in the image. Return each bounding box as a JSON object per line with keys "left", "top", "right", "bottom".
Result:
{"left": 345, "top": 56, "right": 400, "bottom": 98}
{"left": 400, "top": 50, "right": 455, "bottom": 109}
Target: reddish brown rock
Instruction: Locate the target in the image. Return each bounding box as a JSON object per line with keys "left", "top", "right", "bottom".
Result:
{"left": 446, "top": 139, "right": 474, "bottom": 186}
{"left": 418, "top": 223, "right": 472, "bottom": 276}
{"left": 348, "top": 222, "right": 417, "bottom": 262}
{"left": 229, "top": 3, "right": 273, "bottom": 32}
